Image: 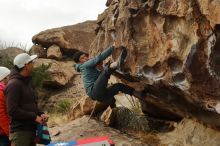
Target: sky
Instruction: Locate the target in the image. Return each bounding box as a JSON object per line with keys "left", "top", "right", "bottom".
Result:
{"left": 0, "top": 0, "right": 106, "bottom": 49}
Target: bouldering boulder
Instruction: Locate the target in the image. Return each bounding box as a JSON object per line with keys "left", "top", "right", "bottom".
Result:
{"left": 90, "top": 0, "right": 220, "bottom": 129}
{"left": 32, "top": 21, "right": 97, "bottom": 55}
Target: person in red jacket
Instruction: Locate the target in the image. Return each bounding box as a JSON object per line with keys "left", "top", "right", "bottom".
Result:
{"left": 0, "top": 66, "right": 11, "bottom": 146}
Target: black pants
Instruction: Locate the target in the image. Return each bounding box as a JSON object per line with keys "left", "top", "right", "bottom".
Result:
{"left": 0, "top": 135, "right": 10, "bottom": 146}
{"left": 92, "top": 67, "right": 134, "bottom": 103}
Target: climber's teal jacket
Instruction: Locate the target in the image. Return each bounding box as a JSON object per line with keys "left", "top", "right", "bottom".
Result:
{"left": 74, "top": 46, "right": 114, "bottom": 97}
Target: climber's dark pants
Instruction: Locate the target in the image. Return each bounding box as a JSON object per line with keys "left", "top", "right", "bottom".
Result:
{"left": 91, "top": 67, "right": 134, "bottom": 103}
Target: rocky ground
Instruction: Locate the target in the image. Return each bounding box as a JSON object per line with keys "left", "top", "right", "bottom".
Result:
{"left": 45, "top": 114, "right": 220, "bottom": 146}
{"left": 48, "top": 116, "right": 152, "bottom": 146}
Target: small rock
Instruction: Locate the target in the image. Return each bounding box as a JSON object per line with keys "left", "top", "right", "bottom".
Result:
{"left": 100, "top": 106, "right": 115, "bottom": 126}
{"left": 47, "top": 44, "right": 62, "bottom": 60}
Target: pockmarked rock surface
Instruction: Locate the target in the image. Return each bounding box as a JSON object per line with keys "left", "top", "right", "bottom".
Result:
{"left": 89, "top": 0, "right": 220, "bottom": 129}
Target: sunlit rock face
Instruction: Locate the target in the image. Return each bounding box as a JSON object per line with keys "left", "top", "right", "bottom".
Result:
{"left": 90, "top": 0, "right": 220, "bottom": 129}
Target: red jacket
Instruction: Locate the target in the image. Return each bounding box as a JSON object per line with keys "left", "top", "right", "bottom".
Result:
{"left": 0, "top": 82, "right": 9, "bottom": 136}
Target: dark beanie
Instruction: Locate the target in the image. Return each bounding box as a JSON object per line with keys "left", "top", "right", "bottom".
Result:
{"left": 73, "top": 51, "right": 86, "bottom": 63}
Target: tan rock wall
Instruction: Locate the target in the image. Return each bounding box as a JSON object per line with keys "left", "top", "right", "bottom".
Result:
{"left": 90, "top": 0, "right": 220, "bottom": 128}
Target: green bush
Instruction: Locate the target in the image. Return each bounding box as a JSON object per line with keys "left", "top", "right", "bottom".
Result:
{"left": 54, "top": 99, "right": 72, "bottom": 114}
{"left": 0, "top": 51, "right": 13, "bottom": 68}
{"left": 114, "top": 107, "right": 149, "bottom": 132}
{"left": 32, "top": 64, "right": 51, "bottom": 89}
